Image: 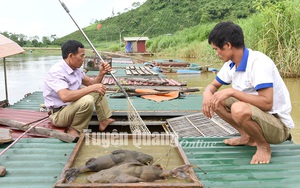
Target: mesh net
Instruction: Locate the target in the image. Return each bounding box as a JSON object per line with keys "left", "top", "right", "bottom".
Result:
{"left": 127, "top": 98, "right": 151, "bottom": 134}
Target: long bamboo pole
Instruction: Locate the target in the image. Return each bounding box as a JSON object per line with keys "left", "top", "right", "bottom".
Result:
{"left": 58, "top": 0, "right": 129, "bottom": 98}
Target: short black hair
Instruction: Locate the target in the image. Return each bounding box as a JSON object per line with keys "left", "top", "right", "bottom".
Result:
{"left": 61, "top": 40, "right": 84, "bottom": 59}
{"left": 208, "top": 21, "right": 245, "bottom": 49}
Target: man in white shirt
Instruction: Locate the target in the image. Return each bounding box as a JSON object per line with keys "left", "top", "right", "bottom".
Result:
{"left": 202, "top": 21, "right": 294, "bottom": 164}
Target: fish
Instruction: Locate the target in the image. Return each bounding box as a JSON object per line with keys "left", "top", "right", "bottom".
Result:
{"left": 87, "top": 162, "right": 194, "bottom": 183}
{"left": 64, "top": 149, "right": 153, "bottom": 183}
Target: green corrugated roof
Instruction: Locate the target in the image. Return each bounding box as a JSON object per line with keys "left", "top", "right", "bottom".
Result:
{"left": 0, "top": 138, "right": 75, "bottom": 188}
{"left": 180, "top": 137, "right": 300, "bottom": 188}
{"left": 1, "top": 137, "right": 300, "bottom": 188}
{"left": 8, "top": 91, "right": 44, "bottom": 111}
{"left": 8, "top": 91, "right": 203, "bottom": 114}
{"left": 108, "top": 94, "right": 202, "bottom": 112}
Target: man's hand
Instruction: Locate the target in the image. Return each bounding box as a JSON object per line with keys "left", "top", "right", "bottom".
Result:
{"left": 99, "top": 61, "right": 112, "bottom": 75}
{"left": 202, "top": 93, "right": 214, "bottom": 118}
{"left": 203, "top": 88, "right": 233, "bottom": 118}
{"left": 210, "top": 88, "right": 233, "bottom": 112}
{"left": 92, "top": 83, "right": 107, "bottom": 95}
{"left": 202, "top": 80, "right": 222, "bottom": 118}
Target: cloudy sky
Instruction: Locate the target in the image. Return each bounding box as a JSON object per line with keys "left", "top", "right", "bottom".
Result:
{"left": 0, "top": 0, "right": 145, "bottom": 39}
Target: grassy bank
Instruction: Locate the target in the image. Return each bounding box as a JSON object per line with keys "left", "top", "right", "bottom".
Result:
{"left": 23, "top": 47, "right": 61, "bottom": 56}
{"left": 22, "top": 47, "right": 95, "bottom": 56}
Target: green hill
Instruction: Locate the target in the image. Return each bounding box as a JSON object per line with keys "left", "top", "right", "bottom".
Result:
{"left": 53, "top": 0, "right": 257, "bottom": 47}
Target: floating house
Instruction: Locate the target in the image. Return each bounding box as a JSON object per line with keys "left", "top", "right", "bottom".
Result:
{"left": 124, "top": 37, "right": 149, "bottom": 53}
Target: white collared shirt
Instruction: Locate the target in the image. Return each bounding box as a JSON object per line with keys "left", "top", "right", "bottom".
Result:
{"left": 216, "top": 48, "right": 294, "bottom": 128}
{"left": 43, "top": 59, "right": 85, "bottom": 109}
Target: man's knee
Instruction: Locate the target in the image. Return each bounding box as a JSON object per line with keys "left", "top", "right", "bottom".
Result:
{"left": 225, "top": 97, "right": 239, "bottom": 112}
{"left": 80, "top": 95, "right": 94, "bottom": 110}
{"left": 231, "top": 102, "right": 251, "bottom": 121}
{"left": 214, "top": 97, "right": 235, "bottom": 115}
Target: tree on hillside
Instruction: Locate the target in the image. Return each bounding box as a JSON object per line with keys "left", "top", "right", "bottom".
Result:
{"left": 42, "top": 37, "right": 51, "bottom": 45}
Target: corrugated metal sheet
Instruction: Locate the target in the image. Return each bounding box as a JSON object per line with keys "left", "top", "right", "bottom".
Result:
{"left": 123, "top": 37, "right": 149, "bottom": 41}
{"left": 107, "top": 94, "right": 202, "bottom": 115}
{"left": 7, "top": 91, "right": 203, "bottom": 115}
{"left": 0, "top": 108, "right": 64, "bottom": 138}
{"left": 0, "top": 108, "right": 59, "bottom": 138}
{"left": 0, "top": 138, "right": 76, "bottom": 188}
{"left": 1, "top": 137, "right": 300, "bottom": 188}
{"left": 3, "top": 91, "right": 203, "bottom": 138}
{"left": 180, "top": 137, "right": 300, "bottom": 188}
{"left": 8, "top": 91, "right": 44, "bottom": 111}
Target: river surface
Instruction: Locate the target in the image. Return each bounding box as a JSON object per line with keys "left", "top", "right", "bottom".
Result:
{"left": 0, "top": 54, "right": 299, "bottom": 143}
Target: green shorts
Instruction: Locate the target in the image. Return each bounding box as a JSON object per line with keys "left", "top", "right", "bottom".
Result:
{"left": 225, "top": 97, "right": 290, "bottom": 144}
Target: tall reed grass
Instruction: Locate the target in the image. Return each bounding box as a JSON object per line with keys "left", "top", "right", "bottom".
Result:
{"left": 242, "top": 0, "right": 300, "bottom": 77}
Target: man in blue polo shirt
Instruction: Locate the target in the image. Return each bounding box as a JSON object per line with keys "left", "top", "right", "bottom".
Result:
{"left": 202, "top": 21, "right": 294, "bottom": 164}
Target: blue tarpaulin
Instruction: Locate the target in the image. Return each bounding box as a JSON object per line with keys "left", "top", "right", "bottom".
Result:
{"left": 125, "top": 41, "right": 132, "bottom": 52}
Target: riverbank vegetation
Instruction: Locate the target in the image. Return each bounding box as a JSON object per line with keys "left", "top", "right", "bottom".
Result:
{"left": 1, "top": 0, "right": 299, "bottom": 77}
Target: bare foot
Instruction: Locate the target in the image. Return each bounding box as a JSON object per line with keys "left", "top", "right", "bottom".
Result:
{"left": 223, "top": 137, "right": 256, "bottom": 146}
{"left": 250, "top": 145, "right": 271, "bottom": 164}
{"left": 99, "top": 118, "right": 115, "bottom": 131}
{"left": 65, "top": 127, "right": 79, "bottom": 137}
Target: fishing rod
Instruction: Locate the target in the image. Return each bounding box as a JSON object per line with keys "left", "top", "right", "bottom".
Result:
{"left": 58, "top": 0, "right": 129, "bottom": 98}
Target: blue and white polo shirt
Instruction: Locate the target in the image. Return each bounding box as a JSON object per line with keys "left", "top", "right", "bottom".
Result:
{"left": 216, "top": 47, "right": 294, "bottom": 128}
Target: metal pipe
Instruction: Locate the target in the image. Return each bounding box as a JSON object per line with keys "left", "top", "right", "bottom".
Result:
{"left": 58, "top": 0, "right": 129, "bottom": 98}
{"left": 3, "top": 57, "right": 8, "bottom": 101}
{"left": 119, "top": 29, "right": 125, "bottom": 51}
